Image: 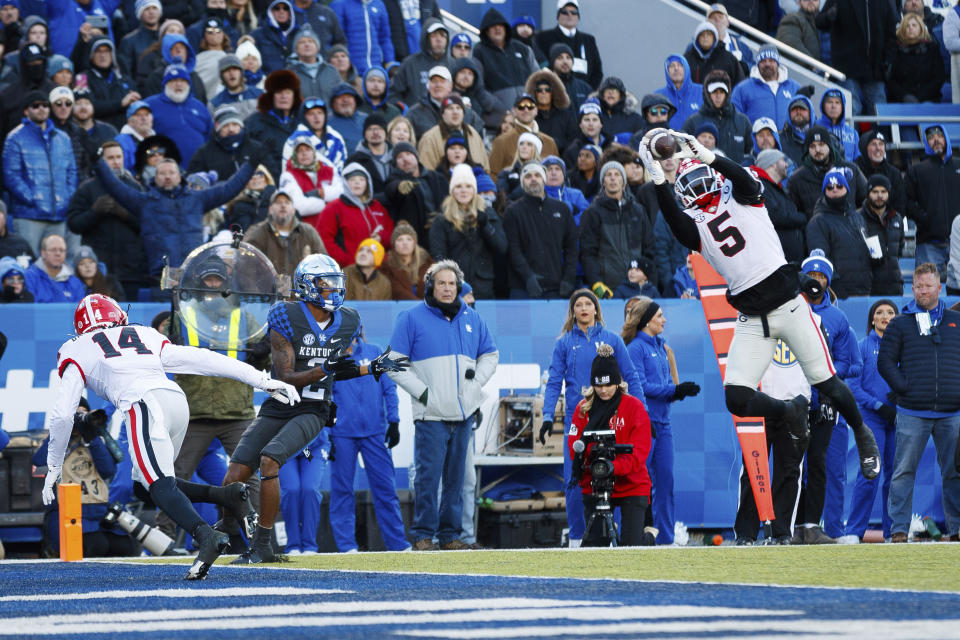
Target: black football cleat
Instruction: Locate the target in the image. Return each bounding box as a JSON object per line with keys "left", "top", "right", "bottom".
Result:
{"left": 230, "top": 525, "right": 284, "bottom": 564}
{"left": 853, "top": 423, "right": 881, "bottom": 480}
{"left": 184, "top": 528, "right": 230, "bottom": 580}
{"left": 782, "top": 395, "right": 810, "bottom": 450}
{"left": 220, "top": 482, "right": 257, "bottom": 538}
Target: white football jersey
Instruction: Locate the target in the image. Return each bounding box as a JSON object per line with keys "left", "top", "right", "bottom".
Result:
{"left": 56, "top": 325, "right": 183, "bottom": 412}
{"left": 686, "top": 180, "right": 786, "bottom": 295}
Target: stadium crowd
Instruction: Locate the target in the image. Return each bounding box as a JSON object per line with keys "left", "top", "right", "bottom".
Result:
{"left": 3, "top": 0, "right": 960, "bottom": 554}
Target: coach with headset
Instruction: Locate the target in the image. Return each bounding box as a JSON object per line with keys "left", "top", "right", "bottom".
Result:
{"left": 387, "top": 259, "right": 499, "bottom": 551}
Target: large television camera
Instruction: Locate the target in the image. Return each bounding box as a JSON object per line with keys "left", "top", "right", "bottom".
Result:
{"left": 570, "top": 430, "right": 633, "bottom": 546}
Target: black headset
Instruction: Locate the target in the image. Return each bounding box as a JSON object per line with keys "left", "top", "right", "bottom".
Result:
{"left": 424, "top": 263, "right": 463, "bottom": 297}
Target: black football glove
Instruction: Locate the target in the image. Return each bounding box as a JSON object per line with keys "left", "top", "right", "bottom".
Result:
{"left": 322, "top": 352, "right": 360, "bottom": 379}
{"left": 370, "top": 345, "right": 410, "bottom": 381}
{"left": 816, "top": 396, "right": 837, "bottom": 423}
{"left": 800, "top": 273, "right": 823, "bottom": 299}
{"left": 673, "top": 381, "right": 701, "bottom": 400}
{"left": 385, "top": 422, "right": 400, "bottom": 449}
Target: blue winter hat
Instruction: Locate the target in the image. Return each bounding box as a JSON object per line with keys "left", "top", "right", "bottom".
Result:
{"left": 47, "top": 55, "right": 73, "bottom": 78}
{"left": 822, "top": 88, "right": 843, "bottom": 104}
{"left": 801, "top": 249, "right": 834, "bottom": 285}
{"left": 126, "top": 99, "right": 151, "bottom": 119}
{"left": 187, "top": 170, "right": 218, "bottom": 188}
{"left": 578, "top": 98, "right": 602, "bottom": 120}
{"left": 460, "top": 281, "right": 473, "bottom": 297}
{"left": 821, "top": 167, "right": 849, "bottom": 194}
{"left": 756, "top": 44, "right": 781, "bottom": 65}
{"left": 0, "top": 256, "right": 24, "bottom": 282}
{"left": 451, "top": 33, "right": 472, "bottom": 48}
{"left": 475, "top": 169, "right": 497, "bottom": 193}
{"left": 695, "top": 121, "right": 719, "bottom": 139}
{"left": 511, "top": 15, "right": 536, "bottom": 29}
{"left": 0, "top": 0, "right": 20, "bottom": 9}
{"left": 542, "top": 155, "right": 566, "bottom": 173}
{"left": 581, "top": 144, "right": 602, "bottom": 165}
{"left": 162, "top": 63, "right": 191, "bottom": 85}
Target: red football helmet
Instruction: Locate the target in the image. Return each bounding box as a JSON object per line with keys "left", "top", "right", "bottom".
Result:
{"left": 74, "top": 294, "right": 128, "bottom": 334}
{"left": 675, "top": 158, "right": 723, "bottom": 209}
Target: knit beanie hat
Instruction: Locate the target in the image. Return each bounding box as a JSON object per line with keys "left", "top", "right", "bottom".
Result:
{"left": 518, "top": 131, "right": 543, "bottom": 156}
{"left": 590, "top": 343, "right": 622, "bottom": 386}
{"left": 449, "top": 163, "right": 477, "bottom": 193}
{"left": 391, "top": 220, "right": 417, "bottom": 246}
{"left": 868, "top": 173, "right": 892, "bottom": 192}
{"left": 801, "top": 249, "right": 834, "bottom": 285}
{"left": 821, "top": 167, "right": 849, "bottom": 194}
{"left": 475, "top": 170, "right": 497, "bottom": 193}
{"left": 357, "top": 237, "right": 385, "bottom": 267}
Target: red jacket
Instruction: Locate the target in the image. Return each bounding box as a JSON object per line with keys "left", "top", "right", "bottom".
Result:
{"left": 313, "top": 196, "right": 393, "bottom": 267}
{"left": 567, "top": 393, "right": 652, "bottom": 498}
{"left": 284, "top": 158, "right": 336, "bottom": 197}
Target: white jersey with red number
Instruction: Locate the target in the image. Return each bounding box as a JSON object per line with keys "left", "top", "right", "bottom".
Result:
{"left": 685, "top": 179, "right": 786, "bottom": 295}
{"left": 56, "top": 325, "right": 182, "bottom": 412}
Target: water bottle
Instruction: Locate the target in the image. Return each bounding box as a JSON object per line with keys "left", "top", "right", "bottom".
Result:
{"left": 923, "top": 516, "right": 942, "bottom": 541}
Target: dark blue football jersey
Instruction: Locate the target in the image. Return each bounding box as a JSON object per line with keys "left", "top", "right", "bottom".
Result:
{"left": 259, "top": 300, "right": 361, "bottom": 419}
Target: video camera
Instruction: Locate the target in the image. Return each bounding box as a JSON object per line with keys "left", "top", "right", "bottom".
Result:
{"left": 102, "top": 502, "right": 179, "bottom": 556}
{"left": 570, "top": 430, "right": 634, "bottom": 546}
{"left": 74, "top": 409, "right": 124, "bottom": 463}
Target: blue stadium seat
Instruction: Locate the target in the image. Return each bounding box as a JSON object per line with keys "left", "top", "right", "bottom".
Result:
{"left": 875, "top": 103, "right": 960, "bottom": 149}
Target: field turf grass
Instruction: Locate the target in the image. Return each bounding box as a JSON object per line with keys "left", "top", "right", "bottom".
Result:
{"left": 141, "top": 543, "right": 960, "bottom": 592}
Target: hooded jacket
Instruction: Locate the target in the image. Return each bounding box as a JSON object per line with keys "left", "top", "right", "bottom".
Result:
{"left": 24, "top": 259, "right": 86, "bottom": 303}
{"left": 357, "top": 66, "right": 402, "bottom": 121}
{"left": 454, "top": 57, "right": 506, "bottom": 131}
{"left": 597, "top": 76, "right": 644, "bottom": 140}
{"left": 905, "top": 124, "right": 960, "bottom": 245}
{"left": 731, "top": 62, "right": 801, "bottom": 130}
{"left": 383, "top": 161, "right": 449, "bottom": 242}
{"left": 787, "top": 125, "right": 867, "bottom": 219}
{"left": 526, "top": 69, "right": 576, "bottom": 152}
{"left": 472, "top": 8, "right": 538, "bottom": 106}
{"left": 854, "top": 131, "right": 907, "bottom": 216}
{"left": 140, "top": 34, "right": 209, "bottom": 106}
{"left": 144, "top": 75, "right": 214, "bottom": 167}
{"left": 878, "top": 300, "right": 960, "bottom": 416}
{"left": 251, "top": 0, "right": 300, "bottom": 74}
{"left": 327, "top": 82, "right": 366, "bottom": 151}
{"left": 816, "top": 90, "right": 860, "bottom": 161}
{"left": 345, "top": 139, "right": 394, "bottom": 201}
{"left": 382, "top": 0, "right": 440, "bottom": 61}
{"left": 390, "top": 17, "right": 451, "bottom": 105}
{"left": 244, "top": 215, "right": 327, "bottom": 279}
{"left": 82, "top": 38, "right": 137, "bottom": 130}
{"left": 806, "top": 192, "right": 873, "bottom": 298}
{"left": 681, "top": 74, "right": 753, "bottom": 163}
{"left": 330, "top": 0, "right": 395, "bottom": 74}
{"left": 2, "top": 118, "right": 77, "bottom": 222}
{"left": 246, "top": 69, "right": 303, "bottom": 177}
{"left": 778, "top": 94, "right": 814, "bottom": 164}
{"left": 683, "top": 22, "right": 745, "bottom": 86}
{"left": 313, "top": 162, "right": 393, "bottom": 267}
{"left": 860, "top": 202, "right": 904, "bottom": 296}
{"left": 627, "top": 94, "right": 679, "bottom": 150}
{"left": 655, "top": 54, "right": 702, "bottom": 131}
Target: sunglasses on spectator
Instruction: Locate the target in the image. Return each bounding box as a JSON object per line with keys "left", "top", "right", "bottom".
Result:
{"left": 271, "top": 4, "right": 289, "bottom": 11}
{"left": 515, "top": 103, "right": 536, "bottom": 111}
{"left": 825, "top": 184, "right": 845, "bottom": 191}
{"left": 303, "top": 97, "right": 326, "bottom": 110}
{"left": 559, "top": 8, "right": 579, "bottom": 16}
{"left": 452, "top": 43, "right": 471, "bottom": 49}
{"left": 205, "top": 27, "right": 222, "bottom": 33}
{"left": 535, "top": 86, "right": 552, "bottom": 93}
{"left": 146, "top": 147, "right": 166, "bottom": 157}
{"left": 29, "top": 102, "right": 50, "bottom": 109}
{"left": 3, "top": 275, "right": 24, "bottom": 283}
{"left": 53, "top": 100, "right": 73, "bottom": 108}
{"left": 648, "top": 107, "right": 670, "bottom": 115}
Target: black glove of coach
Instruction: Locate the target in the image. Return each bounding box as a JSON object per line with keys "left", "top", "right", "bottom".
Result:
{"left": 538, "top": 420, "right": 553, "bottom": 445}
{"left": 673, "top": 381, "right": 701, "bottom": 400}
{"left": 385, "top": 422, "right": 400, "bottom": 449}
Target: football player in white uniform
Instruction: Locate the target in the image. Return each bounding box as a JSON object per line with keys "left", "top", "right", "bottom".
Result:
{"left": 45, "top": 294, "right": 300, "bottom": 579}
{"left": 638, "top": 130, "right": 881, "bottom": 481}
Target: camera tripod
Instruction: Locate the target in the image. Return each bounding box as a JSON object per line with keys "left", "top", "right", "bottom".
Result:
{"left": 583, "top": 488, "right": 619, "bottom": 547}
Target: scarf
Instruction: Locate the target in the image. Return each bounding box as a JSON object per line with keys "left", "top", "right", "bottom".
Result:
{"left": 583, "top": 389, "right": 623, "bottom": 435}
{"left": 425, "top": 293, "right": 461, "bottom": 320}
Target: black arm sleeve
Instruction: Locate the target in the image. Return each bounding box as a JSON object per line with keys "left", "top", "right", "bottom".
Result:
{"left": 654, "top": 183, "right": 700, "bottom": 252}
{"left": 710, "top": 155, "right": 763, "bottom": 205}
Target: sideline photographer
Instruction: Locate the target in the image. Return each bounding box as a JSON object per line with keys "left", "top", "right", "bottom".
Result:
{"left": 568, "top": 344, "right": 653, "bottom": 547}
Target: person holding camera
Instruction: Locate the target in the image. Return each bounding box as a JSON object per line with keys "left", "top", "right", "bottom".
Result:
{"left": 568, "top": 344, "right": 652, "bottom": 547}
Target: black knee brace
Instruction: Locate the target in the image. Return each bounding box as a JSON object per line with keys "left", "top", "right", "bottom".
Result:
{"left": 724, "top": 385, "right": 789, "bottom": 420}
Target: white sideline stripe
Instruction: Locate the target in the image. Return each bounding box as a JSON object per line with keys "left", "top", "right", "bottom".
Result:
{"left": 699, "top": 288, "right": 727, "bottom": 297}
{"left": 736, "top": 426, "right": 766, "bottom": 434}
{"left": 0, "top": 599, "right": 604, "bottom": 628}
{"left": 0, "top": 587, "right": 346, "bottom": 602}
{"left": 394, "top": 617, "right": 960, "bottom": 639}
{"left": 708, "top": 320, "right": 737, "bottom": 330}
{"left": 0, "top": 605, "right": 802, "bottom": 636}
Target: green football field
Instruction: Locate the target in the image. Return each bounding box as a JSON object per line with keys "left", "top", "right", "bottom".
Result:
{"left": 141, "top": 544, "right": 960, "bottom": 592}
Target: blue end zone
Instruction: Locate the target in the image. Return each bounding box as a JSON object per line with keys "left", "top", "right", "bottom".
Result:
{"left": 1, "top": 561, "right": 959, "bottom": 638}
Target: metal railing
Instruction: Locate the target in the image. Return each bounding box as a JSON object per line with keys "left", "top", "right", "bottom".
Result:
{"left": 674, "top": 0, "right": 846, "bottom": 82}
{"left": 440, "top": 9, "right": 479, "bottom": 37}
{"left": 853, "top": 115, "right": 960, "bottom": 149}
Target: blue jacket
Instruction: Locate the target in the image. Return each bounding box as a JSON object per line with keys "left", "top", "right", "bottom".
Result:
{"left": 731, "top": 66, "right": 802, "bottom": 132}
{"left": 251, "top": 0, "right": 301, "bottom": 74}
{"left": 24, "top": 263, "right": 86, "bottom": 303}
{"left": 115, "top": 130, "right": 142, "bottom": 171}
{"left": 95, "top": 159, "right": 253, "bottom": 275}
{"left": 545, "top": 184, "right": 590, "bottom": 225}
{"left": 543, "top": 322, "right": 645, "bottom": 425}
{"left": 331, "top": 0, "right": 395, "bottom": 75}
{"left": 808, "top": 294, "right": 861, "bottom": 407}
{"left": 672, "top": 263, "right": 698, "bottom": 299}
{"left": 332, "top": 339, "right": 400, "bottom": 438}
{"left": 388, "top": 299, "right": 498, "bottom": 422}
{"left": 817, "top": 90, "right": 859, "bottom": 161}
{"left": 849, "top": 330, "right": 894, "bottom": 425}
{"left": 627, "top": 331, "right": 674, "bottom": 424}
{"left": 144, "top": 92, "right": 214, "bottom": 168}
{"left": 2, "top": 119, "right": 78, "bottom": 222}
{"left": 43, "top": 0, "right": 120, "bottom": 58}
{"left": 656, "top": 54, "right": 703, "bottom": 131}
{"left": 878, "top": 300, "right": 960, "bottom": 417}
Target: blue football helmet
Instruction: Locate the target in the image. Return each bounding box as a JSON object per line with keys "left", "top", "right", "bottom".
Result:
{"left": 295, "top": 254, "right": 345, "bottom": 310}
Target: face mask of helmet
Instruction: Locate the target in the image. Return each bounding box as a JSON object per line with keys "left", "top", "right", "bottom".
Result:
{"left": 676, "top": 164, "right": 720, "bottom": 208}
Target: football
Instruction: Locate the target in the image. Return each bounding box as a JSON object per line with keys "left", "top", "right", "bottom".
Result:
{"left": 651, "top": 131, "right": 677, "bottom": 160}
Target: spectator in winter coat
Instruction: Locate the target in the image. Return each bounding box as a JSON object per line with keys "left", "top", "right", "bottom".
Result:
{"left": 629, "top": 94, "right": 678, "bottom": 151}
{"left": 543, "top": 155, "right": 589, "bottom": 225}
{"left": 806, "top": 168, "right": 873, "bottom": 297}
{"left": 383, "top": 141, "right": 448, "bottom": 242}
{"left": 787, "top": 124, "right": 867, "bottom": 219}
{"left": 497, "top": 132, "right": 543, "bottom": 201}
{"left": 281, "top": 96, "right": 348, "bottom": 173}
{"left": 358, "top": 66, "right": 400, "bottom": 121}
{"left": 535, "top": 0, "right": 604, "bottom": 89}
{"left": 47, "top": 55, "right": 75, "bottom": 89}
{"left": 860, "top": 174, "right": 904, "bottom": 296}
{"left": 906, "top": 124, "right": 960, "bottom": 275}
{"left": 706, "top": 2, "right": 753, "bottom": 71}
{"left": 512, "top": 15, "right": 545, "bottom": 66}
{"left": 250, "top": 0, "right": 298, "bottom": 74}
{"left": 655, "top": 55, "right": 702, "bottom": 133}
{"left": 0, "top": 206, "right": 36, "bottom": 265}
{"left": 579, "top": 161, "right": 655, "bottom": 298}
{"left": 776, "top": 0, "right": 822, "bottom": 60}
{"left": 66, "top": 140, "right": 149, "bottom": 300}
{"left": 0, "top": 256, "right": 34, "bottom": 303}
{"left": 751, "top": 117, "right": 784, "bottom": 157}
{"left": 569, "top": 142, "right": 601, "bottom": 201}
{"left": 382, "top": 0, "right": 440, "bottom": 63}
{"left": 138, "top": 34, "right": 208, "bottom": 111}
{"left": 472, "top": 8, "right": 537, "bottom": 108}
{"left": 77, "top": 38, "right": 142, "bottom": 131}
{"left": 287, "top": 25, "right": 341, "bottom": 104}
{"left": 428, "top": 164, "right": 507, "bottom": 299}
{"left": 330, "top": 0, "right": 394, "bottom": 75}
{"left": 2, "top": 90, "right": 78, "bottom": 257}
{"left": 391, "top": 17, "right": 450, "bottom": 106}
{"left": 277, "top": 132, "right": 341, "bottom": 221}
{"left": 73, "top": 244, "right": 124, "bottom": 300}
{"left": 816, "top": 88, "right": 859, "bottom": 161}
{"left": 683, "top": 21, "right": 744, "bottom": 87}
{"left": 855, "top": 130, "right": 906, "bottom": 218}
{"left": 94, "top": 155, "right": 253, "bottom": 277}
{"left": 48, "top": 87, "right": 109, "bottom": 183}
{"left": 236, "top": 37, "right": 266, "bottom": 90}
{"left": 779, "top": 94, "right": 814, "bottom": 165}
{"left": 405, "top": 65, "right": 452, "bottom": 139}
{"left": 144, "top": 64, "right": 214, "bottom": 167}
{"left": 946, "top": 2, "right": 960, "bottom": 104}
{"left": 244, "top": 188, "right": 326, "bottom": 278}
{"left": 291, "top": 0, "right": 347, "bottom": 53}
{"left": 613, "top": 256, "right": 659, "bottom": 299}
{"left": 223, "top": 164, "right": 275, "bottom": 232}
{"left": 132, "top": 132, "right": 181, "bottom": 186}
{"left": 491, "top": 93, "right": 560, "bottom": 175}
{"left": 209, "top": 54, "right": 264, "bottom": 122}
{"left": 451, "top": 57, "right": 505, "bottom": 133}
{"left": 118, "top": 0, "right": 161, "bottom": 82}
{"left": 23, "top": 234, "right": 86, "bottom": 303}
{"left": 315, "top": 162, "right": 393, "bottom": 267}
{"left": 326, "top": 43, "right": 362, "bottom": 92}
{"left": 681, "top": 69, "right": 753, "bottom": 163}
{"left": 754, "top": 148, "right": 806, "bottom": 263}
{"left": 42, "top": 0, "right": 119, "bottom": 61}
{"left": 133, "top": 18, "right": 186, "bottom": 93}
{"left": 526, "top": 69, "right": 576, "bottom": 154}
{"left": 327, "top": 82, "right": 366, "bottom": 152}
{"left": 597, "top": 76, "right": 644, "bottom": 140}
{"left": 344, "top": 112, "right": 393, "bottom": 200}
{"left": 344, "top": 237, "right": 390, "bottom": 300}
{"left": 730, "top": 45, "right": 802, "bottom": 129}
{"left": 245, "top": 69, "right": 302, "bottom": 177}
{"left": 887, "top": 13, "right": 946, "bottom": 104}
{"left": 189, "top": 105, "right": 265, "bottom": 181}
{"left": 549, "top": 43, "right": 594, "bottom": 112}
{"left": 379, "top": 220, "right": 432, "bottom": 298}
{"left": 502, "top": 163, "right": 578, "bottom": 298}
{"left": 185, "top": 0, "right": 241, "bottom": 51}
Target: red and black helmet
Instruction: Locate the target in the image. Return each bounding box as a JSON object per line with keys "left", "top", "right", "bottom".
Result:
{"left": 74, "top": 294, "right": 128, "bottom": 335}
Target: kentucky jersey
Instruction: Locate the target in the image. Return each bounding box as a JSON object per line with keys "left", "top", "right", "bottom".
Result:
{"left": 57, "top": 325, "right": 182, "bottom": 413}
{"left": 686, "top": 179, "right": 786, "bottom": 295}
{"left": 260, "top": 300, "right": 362, "bottom": 419}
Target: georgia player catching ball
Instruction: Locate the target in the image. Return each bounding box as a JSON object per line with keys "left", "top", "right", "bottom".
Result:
{"left": 638, "top": 129, "right": 881, "bottom": 480}
{"left": 46, "top": 294, "right": 301, "bottom": 579}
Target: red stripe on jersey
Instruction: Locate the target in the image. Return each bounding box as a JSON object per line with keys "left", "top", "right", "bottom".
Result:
{"left": 806, "top": 303, "right": 837, "bottom": 377}
{"left": 128, "top": 405, "right": 155, "bottom": 485}
{"left": 58, "top": 359, "right": 86, "bottom": 384}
